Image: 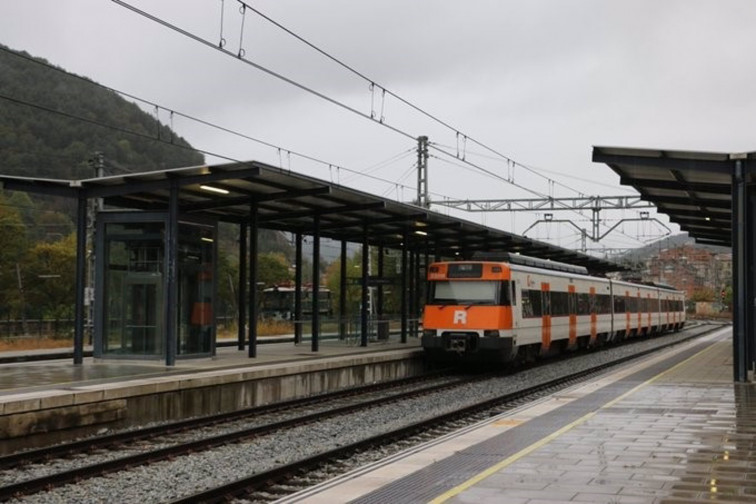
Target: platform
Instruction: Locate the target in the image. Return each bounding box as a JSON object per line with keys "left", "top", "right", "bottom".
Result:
{"left": 0, "top": 336, "right": 423, "bottom": 447}
{"left": 0, "top": 336, "right": 421, "bottom": 395}
{"left": 281, "top": 326, "right": 754, "bottom": 504}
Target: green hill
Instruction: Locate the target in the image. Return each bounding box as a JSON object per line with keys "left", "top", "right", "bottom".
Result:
{"left": 0, "top": 44, "right": 204, "bottom": 180}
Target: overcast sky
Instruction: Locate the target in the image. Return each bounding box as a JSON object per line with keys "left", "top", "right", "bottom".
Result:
{"left": 1, "top": 0, "right": 754, "bottom": 254}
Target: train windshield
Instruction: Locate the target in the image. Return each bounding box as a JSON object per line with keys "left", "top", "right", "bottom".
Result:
{"left": 428, "top": 280, "right": 510, "bottom": 306}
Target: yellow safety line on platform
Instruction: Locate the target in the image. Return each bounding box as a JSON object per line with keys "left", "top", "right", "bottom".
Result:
{"left": 428, "top": 339, "right": 722, "bottom": 504}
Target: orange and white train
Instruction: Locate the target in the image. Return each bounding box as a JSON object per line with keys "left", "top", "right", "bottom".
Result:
{"left": 421, "top": 253, "right": 685, "bottom": 364}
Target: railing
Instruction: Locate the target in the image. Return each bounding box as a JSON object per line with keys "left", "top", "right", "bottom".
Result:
{"left": 0, "top": 318, "right": 76, "bottom": 339}
{"left": 292, "top": 316, "right": 421, "bottom": 345}
{"left": 0, "top": 316, "right": 238, "bottom": 340}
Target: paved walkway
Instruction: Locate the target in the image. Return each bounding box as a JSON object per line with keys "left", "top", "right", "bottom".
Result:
{"left": 0, "top": 336, "right": 422, "bottom": 395}
{"left": 280, "top": 326, "right": 754, "bottom": 504}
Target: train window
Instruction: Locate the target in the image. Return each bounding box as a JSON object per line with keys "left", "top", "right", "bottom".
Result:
{"left": 428, "top": 280, "right": 509, "bottom": 306}
{"left": 614, "top": 296, "right": 626, "bottom": 313}
{"left": 510, "top": 281, "right": 517, "bottom": 306}
{"left": 521, "top": 289, "right": 542, "bottom": 318}
{"left": 551, "top": 291, "right": 569, "bottom": 317}
{"left": 598, "top": 294, "right": 612, "bottom": 314}
{"left": 578, "top": 293, "right": 590, "bottom": 315}
{"left": 499, "top": 281, "right": 512, "bottom": 306}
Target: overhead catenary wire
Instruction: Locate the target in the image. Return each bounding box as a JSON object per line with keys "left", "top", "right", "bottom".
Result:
{"left": 234, "top": 0, "right": 585, "bottom": 195}
{"left": 0, "top": 47, "right": 460, "bottom": 204}
{"left": 1, "top": 90, "right": 454, "bottom": 206}
{"left": 111, "top": 1, "right": 663, "bottom": 250}
{"left": 110, "top": 0, "right": 602, "bottom": 203}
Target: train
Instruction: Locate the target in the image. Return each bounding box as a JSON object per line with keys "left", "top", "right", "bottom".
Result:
{"left": 421, "top": 252, "right": 686, "bottom": 364}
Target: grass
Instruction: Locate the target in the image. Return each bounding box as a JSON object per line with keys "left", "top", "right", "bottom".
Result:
{"left": 0, "top": 318, "right": 384, "bottom": 352}
{"left": 0, "top": 337, "right": 75, "bottom": 352}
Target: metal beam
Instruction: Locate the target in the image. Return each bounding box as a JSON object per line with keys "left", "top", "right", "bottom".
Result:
{"left": 361, "top": 223, "right": 369, "bottom": 347}
{"left": 434, "top": 195, "right": 655, "bottom": 213}
{"left": 86, "top": 166, "right": 262, "bottom": 198}
{"left": 1, "top": 178, "right": 79, "bottom": 198}
{"left": 619, "top": 177, "right": 731, "bottom": 195}
{"left": 165, "top": 180, "right": 179, "bottom": 366}
{"left": 640, "top": 195, "right": 731, "bottom": 209}
{"left": 258, "top": 202, "right": 386, "bottom": 223}
{"left": 237, "top": 223, "right": 247, "bottom": 350}
{"left": 248, "top": 202, "right": 259, "bottom": 358}
{"left": 592, "top": 150, "right": 732, "bottom": 174}
{"left": 73, "top": 191, "right": 87, "bottom": 365}
{"left": 312, "top": 214, "right": 321, "bottom": 352}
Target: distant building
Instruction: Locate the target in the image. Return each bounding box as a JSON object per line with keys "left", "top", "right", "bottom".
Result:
{"left": 642, "top": 245, "right": 730, "bottom": 299}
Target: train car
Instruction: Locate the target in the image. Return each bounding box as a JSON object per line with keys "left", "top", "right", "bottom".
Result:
{"left": 260, "top": 285, "right": 332, "bottom": 321}
{"left": 421, "top": 253, "right": 686, "bottom": 364}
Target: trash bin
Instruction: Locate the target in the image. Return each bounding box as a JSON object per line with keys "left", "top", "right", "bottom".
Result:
{"left": 377, "top": 319, "right": 389, "bottom": 340}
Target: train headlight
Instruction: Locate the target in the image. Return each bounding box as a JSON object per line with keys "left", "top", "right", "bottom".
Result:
{"left": 423, "top": 329, "right": 436, "bottom": 338}
{"left": 483, "top": 330, "right": 500, "bottom": 338}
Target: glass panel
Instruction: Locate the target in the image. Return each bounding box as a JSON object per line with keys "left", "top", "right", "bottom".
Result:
{"left": 102, "top": 221, "right": 164, "bottom": 357}
{"left": 177, "top": 221, "right": 215, "bottom": 355}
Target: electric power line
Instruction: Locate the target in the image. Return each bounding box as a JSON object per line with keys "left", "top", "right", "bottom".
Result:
{"left": 234, "top": 0, "right": 595, "bottom": 199}
{"left": 111, "top": 0, "right": 606, "bottom": 204}
{"left": 2, "top": 46, "right": 461, "bottom": 203}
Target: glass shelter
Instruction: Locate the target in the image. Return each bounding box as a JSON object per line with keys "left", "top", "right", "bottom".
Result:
{"left": 94, "top": 212, "right": 217, "bottom": 360}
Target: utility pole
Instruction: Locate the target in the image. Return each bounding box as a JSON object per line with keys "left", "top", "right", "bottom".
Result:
{"left": 87, "top": 152, "right": 104, "bottom": 344}
{"left": 416, "top": 136, "right": 429, "bottom": 209}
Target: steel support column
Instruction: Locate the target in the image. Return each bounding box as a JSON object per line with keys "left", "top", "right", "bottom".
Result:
{"left": 165, "top": 180, "right": 179, "bottom": 366}
{"left": 750, "top": 187, "right": 756, "bottom": 373}
{"left": 377, "top": 245, "right": 384, "bottom": 318}
{"left": 408, "top": 251, "right": 416, "bottom": 338}
{"left": 339, "top": 239, "right": 347, "bottom": 340}
{"left": 248, "top": 203, "right": 258, "bottom": 358}
{"left": 237, "top": 223, "right": 247, "bottom": 350}
{"left": 733, "top": 159, "right": 749, "bottom": 381}
{"left": 401, "top": 232, "right": 408, "bottom": 344}
{"left": 295, "top": 232, "right": 303, "bottom": 344}
{"left": 312, "top": 215, "right": 320, "bottom": 352}
{"left": 73, "top": 191, "right": 88, "bottom": 365}
{"left": 361, "top": 224, "right": 369, "bottom": 347}
{"left": 414, "top": 250, "right": 421, "bottom": 338}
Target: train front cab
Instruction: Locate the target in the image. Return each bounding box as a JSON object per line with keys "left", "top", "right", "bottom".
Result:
{"left": 421, "top": 261, "right": 518, "bottom": 363}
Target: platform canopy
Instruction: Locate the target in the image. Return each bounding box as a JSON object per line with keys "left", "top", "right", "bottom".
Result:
{"left": 0, "top": 160, "right": 624, "bottom": 274}
{"left": 593, "top": 145, "right": 756, "bottom": 383}
{"left": 592, "top": 146, "right": 748, "bottom": 248}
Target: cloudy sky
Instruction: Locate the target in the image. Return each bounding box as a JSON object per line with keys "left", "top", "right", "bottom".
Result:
{"left": 1, "top": 0, "right": 754, "bottom": 254}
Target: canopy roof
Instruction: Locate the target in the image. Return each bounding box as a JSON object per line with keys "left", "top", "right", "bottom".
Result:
{"left": 0, "top": 160, "right": 625, "bottom": 274}
{"left": 592, "top": 146, "right": 747, "bottom": 248}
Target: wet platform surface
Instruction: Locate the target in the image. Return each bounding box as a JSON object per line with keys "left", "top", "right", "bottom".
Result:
{"left": 0, "top": 336, "right": 422, "bottom": 396}
{"left": 283, "top": 326, "right": 755, "bottom": 504}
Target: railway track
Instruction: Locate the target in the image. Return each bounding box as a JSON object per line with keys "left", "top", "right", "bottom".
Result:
{"left": 0, "top": 324, "right": 721, "bottom": 503}
{"left": 171, "top": 325, "right": 721, "bottom": 504}
{"left": 0, "top": 370, "right": 478, "bottom": 500}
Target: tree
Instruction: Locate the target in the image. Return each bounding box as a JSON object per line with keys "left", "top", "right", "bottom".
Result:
{"left": 257, "top": 252, "right": 293, "bottom": 288}
{"left": 690, "top": 287, "right": 715, "bottom": 303}
{"left": 0, "top": 192, "right": 29, "bottom": 318}
{"left": 23, "top": 233, "right": 76, "bottom": 321}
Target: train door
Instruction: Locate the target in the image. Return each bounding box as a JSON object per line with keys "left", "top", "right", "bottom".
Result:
{"left": 589, "top": 286, "right": 598, "bottom": 345}
{"left": 541, "top": 282, "right": 551, "bottom": 352}
{"left": 568, "top": 284, "right": 577, "bottom": 349}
